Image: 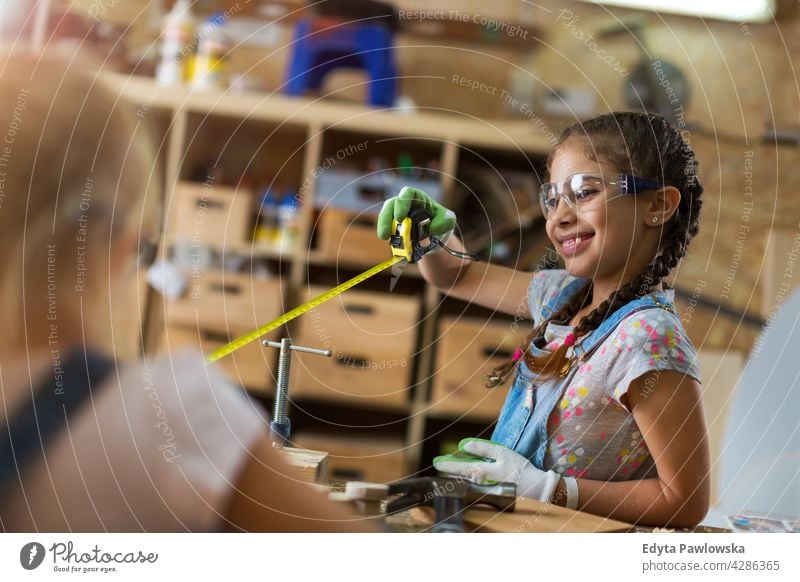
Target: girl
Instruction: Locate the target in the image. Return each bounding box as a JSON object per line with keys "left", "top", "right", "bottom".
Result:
{"left": 378, "top": 111, "right": 710, "bottom": 527}
{"left": 0, "top": 50, "right": 375, "bottom": 532}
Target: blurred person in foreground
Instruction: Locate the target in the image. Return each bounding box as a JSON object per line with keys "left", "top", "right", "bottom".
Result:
{"left": 0, "top": 50, "right": 377, "bottom": 533}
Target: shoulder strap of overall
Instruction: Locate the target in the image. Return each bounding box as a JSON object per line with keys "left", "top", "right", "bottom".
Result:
{"left": 0, "top": 351, "right": 114, "bottom": 492}
{"left": 572, "top": 292, "right": 677, "bottom": 359}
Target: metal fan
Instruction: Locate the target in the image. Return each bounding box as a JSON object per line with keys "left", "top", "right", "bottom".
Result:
{"left": 598, "top": 16, "right": 691, "bottom": 124}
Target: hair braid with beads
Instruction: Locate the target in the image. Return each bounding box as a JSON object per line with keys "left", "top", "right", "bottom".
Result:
{"left": 487, "top": 111, "right": 703, "bottom": 387}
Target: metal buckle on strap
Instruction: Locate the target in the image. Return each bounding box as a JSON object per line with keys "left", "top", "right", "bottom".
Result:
{"left": 558, "top": 347, "right": 586, "bottom": 378}
{"left": 651, "top": 295, "right": 677, "bottom": 315}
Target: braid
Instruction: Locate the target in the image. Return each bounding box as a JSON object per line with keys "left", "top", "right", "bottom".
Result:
{"left": 486, "top": 111, "right": 704, "bottom": 387}
{"left": 487, "top": 279, "right": 592, "bottom": 387}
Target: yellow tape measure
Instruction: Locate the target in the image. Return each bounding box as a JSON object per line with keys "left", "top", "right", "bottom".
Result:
{"left": 205, "top": 255, "right": 406, "bottom": 364}
{"left": 205, "top": 213, "right": 429, "bottom": 364}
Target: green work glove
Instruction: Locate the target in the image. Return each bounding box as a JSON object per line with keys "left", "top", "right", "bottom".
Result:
{"left": 433, "top": 438, "right": 561, "bottom": 503}
{"left": 376, "top": 186, "right": 456, "bottom": 241}
{"left": 433, "top": 447, "right": 495, "bottom": 467}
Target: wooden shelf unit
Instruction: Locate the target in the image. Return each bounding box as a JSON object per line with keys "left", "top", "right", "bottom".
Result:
{"left": 106, "top": 72, "right": 551, "bottom": 476}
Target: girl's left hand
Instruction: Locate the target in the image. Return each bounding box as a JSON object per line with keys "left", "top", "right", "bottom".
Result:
{"left": 433, "top": 438, "right": 561, "bottom": 503}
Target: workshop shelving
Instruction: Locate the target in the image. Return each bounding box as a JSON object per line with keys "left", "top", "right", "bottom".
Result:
{"left": 106, "top": 71, "right": 552, "bottom": 477}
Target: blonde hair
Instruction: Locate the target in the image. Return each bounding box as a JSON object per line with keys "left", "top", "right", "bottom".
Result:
{"left": 0, "top": 50, "right": 158, "bottom": 354}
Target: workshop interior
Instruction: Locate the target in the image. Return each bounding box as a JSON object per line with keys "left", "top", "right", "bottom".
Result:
{"left": 1, "top": 0, "right": 799, "bottom": 539}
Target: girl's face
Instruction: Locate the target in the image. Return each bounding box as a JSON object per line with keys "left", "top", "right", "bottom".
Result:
{"left": 545, "top": 140, "right": 666, "bottom": 285}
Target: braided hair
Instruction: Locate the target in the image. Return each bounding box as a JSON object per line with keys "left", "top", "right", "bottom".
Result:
{"left": 487, "top": 111, "right": 703, "bottom": 387}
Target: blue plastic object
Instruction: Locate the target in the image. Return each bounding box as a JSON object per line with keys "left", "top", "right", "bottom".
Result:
{"left": 284, "top": 18, "right": 397, "bottom": 107}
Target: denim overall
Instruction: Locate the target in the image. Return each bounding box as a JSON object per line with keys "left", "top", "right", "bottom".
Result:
{"left": 490, "top": 277, "right": 677, "bottom": 470}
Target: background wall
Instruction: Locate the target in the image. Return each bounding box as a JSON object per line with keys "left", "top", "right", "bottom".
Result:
{"left": 53, "top": 0, "right": 800, "bottom": 356}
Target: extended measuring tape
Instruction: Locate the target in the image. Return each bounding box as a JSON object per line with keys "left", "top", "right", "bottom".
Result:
{"left": 206, "top": 208, "right": 452, "bottom": 364}
{"left": 205, "top": 254, "right": 404, "bottom": 363}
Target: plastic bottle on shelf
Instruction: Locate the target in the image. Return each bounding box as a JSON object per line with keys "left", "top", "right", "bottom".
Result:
{"left": 397, "top": 152, "right": 413, "bottom": 177}
{"left": 190, "top": 13, "right": 229, "bottom": 90}
{"left": 255, "top": 187, "right": 280, "bottom": 247}
{"left": 155, "top": 0, "right": 194, "bottom": 87}
{"left": 276, "top": 192, "right": 301, "bottom": 250}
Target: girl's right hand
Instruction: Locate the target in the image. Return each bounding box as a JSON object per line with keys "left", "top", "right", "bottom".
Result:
{"left": 376, "top": 186, "right": 457, "bottom": 240}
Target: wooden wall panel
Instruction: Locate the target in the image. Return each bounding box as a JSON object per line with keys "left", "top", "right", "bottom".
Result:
{"left": 673, "top": 136, "right": 800, "bottom": 352}
{"left": 71, "top": 0, "right": 800, "bottom": 355}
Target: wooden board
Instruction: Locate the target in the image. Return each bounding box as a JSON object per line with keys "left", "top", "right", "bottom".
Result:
{"left": 102, "top": 72, "right": 554, "bottom": 153}
{"left": 164, "top": 270, "right": 284, "bottom": 334}
{"left": 317, "top": 208, "right": 393, "bottom": 265}
{"left": 169, "top": 181, "right": 251, "bottom": 248}
{"left": 463, "top": 497, "right": 632, "bottom": 533}
{"left": 292, "top": 433, "right": 407, "bottom": 484}
{"left": 159, "top": 326, "right": 277, "bottom": 394}
{"left": 430, "top": 316, "right": 523, "bottom": 420}
{"left": 280, "top": 446, "right": 329, "bottom": 483}
{"left": 290, "top": 286, "right": 418, "bottom": 409}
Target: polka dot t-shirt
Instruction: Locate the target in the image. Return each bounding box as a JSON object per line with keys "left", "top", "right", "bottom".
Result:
{"left": 528, "top": 269, "right": 702, "bottom": 482}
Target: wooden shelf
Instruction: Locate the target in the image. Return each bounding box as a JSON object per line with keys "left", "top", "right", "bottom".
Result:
{"left": 423, "top": 407, "right": 499, "bottom": 424}
{"left": 167, "top": 235, "right": 294, "bottom": 260}
{"left": 290, "top": 393, "right": 413, "bottom": 416}
{"left": 103, "top": 72, "right": 553, "bottom": 154}
{"left": 105, "top": 69, "right": 551, "bottom": 476}
{"left": 412, "top": 401, "right": 497, "bottom": 424}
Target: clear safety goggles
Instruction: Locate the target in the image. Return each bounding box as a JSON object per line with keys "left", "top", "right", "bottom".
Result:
{"left": 539, "top": 173, "right": 664, "bottom": 219}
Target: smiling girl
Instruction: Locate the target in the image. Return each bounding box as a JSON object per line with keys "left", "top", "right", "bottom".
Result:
{"left": 378, "top": 111, "right": 710, "bottom": 527}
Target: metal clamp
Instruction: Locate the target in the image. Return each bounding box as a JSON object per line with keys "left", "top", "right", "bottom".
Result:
{"left": 263, "top": 338, "right": 332, "bottom": 447}
{"left": 386, "top": 476, "right": 517, "bottom": 533}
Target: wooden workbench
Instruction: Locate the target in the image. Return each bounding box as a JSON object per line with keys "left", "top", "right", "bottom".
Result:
{"left": 384, "top": 499, "right": 730, "bottom": 533}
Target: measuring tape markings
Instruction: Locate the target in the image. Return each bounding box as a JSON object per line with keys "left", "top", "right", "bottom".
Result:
{"left": 205, "top": 255, "right": 406, "bottom": 364}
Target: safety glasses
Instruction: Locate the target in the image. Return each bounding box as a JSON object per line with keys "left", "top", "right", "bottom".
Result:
{"left": 539, "top": 173, "right": 664, "bottom": 219}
